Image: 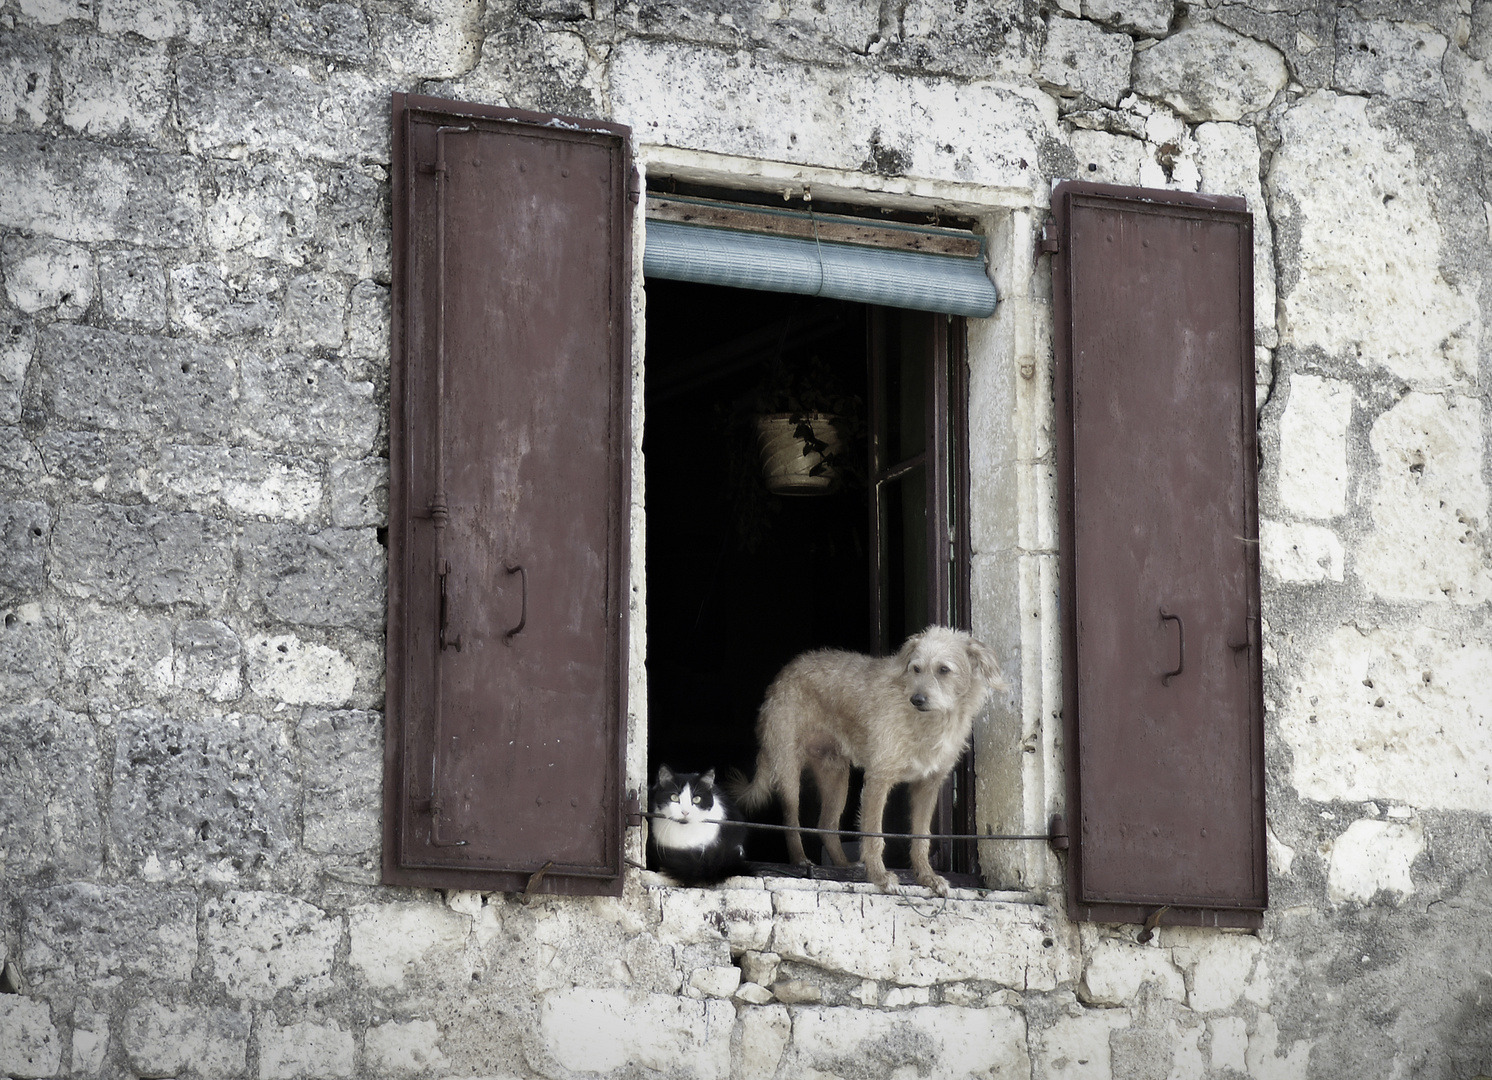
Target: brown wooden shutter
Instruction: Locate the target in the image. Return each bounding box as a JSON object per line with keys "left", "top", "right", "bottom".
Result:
{"left": 1051, "top": 182, "right": 1266, "bottom": 927}
{"left": 384, "top": 94, "right": 632, "bottom": 895}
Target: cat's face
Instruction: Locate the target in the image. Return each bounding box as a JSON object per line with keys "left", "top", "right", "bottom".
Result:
{"left": 651, "top": 766, "right": 719, "bottom": 825}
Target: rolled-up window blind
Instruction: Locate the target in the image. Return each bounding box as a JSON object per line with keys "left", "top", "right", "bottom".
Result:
{"left": 643, "top": 202, "right": 998, "bottom": 318}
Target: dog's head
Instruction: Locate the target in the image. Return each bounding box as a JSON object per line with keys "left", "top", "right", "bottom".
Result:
{"left": 895, "top": 626, "right": 1005, "bottom": 714}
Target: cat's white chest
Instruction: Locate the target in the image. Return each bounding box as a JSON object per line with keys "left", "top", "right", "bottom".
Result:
{"left": 652, "top": 815, "right": 722, "bottom": 851}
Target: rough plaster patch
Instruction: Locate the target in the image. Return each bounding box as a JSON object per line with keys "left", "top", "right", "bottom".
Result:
{"left": 1357, "top": 392, "right": 1491, "bottom": 604}
{"left": 1269, "top": 92, "right": 1480, "bottom": 387}
{"left": 59, "top": 36, "right": 171, "bottom": 138}
{"left": 1281, "top": 625, "right": 1492, "bottom": 810}
{"left": 0, "top": 996, "right": 62, "bottom": 1079}
{"left": 364, "top": 1019, "right": 448, "bottom": 1074}
{"left": 247, "top": 634, "right": 356, "bottom": 706}
{"left": 1035, "top": 1008, "right": 1128, "bottom": 1079}
{"left": 1195, "top": 121, "right": 1276, "bottom": 346}
{"left": 256, "top": 1018, "right": 355, "bottom": 1079}
{"left": 1209, "top": 1016, "right": 1248, "bottom": 1074}
{"left": 1260, "top": 519, "right": 1345, "bottom": 582}
{"left": 1068, "top": 128, "right": 1145, "bottom": 185}
{"left": 1169, "top": 931, "right": 1260, "bottom": 1013}
{"left": 1246, "top": 1014, "right": 1311, "bottom": 1080}
{"left": 538, "top": 990, "right": 733, "bottom": 1075}
{"left": 1, "top": 235, "right": 95, "bottom": 319}
{"left": 348, "top": 902, "right": 470, "bottom": 987}
{"left": 1277, "top": 374, "right": 1352, "bottom": 519}
{"left": 1324, "top": 818, "right": 1425, "bottom": 905}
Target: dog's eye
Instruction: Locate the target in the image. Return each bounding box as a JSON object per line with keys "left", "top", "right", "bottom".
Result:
{"left": 912, "top": 664, "right": 922, "bottom": 674}
{"left": 938, "top": 664, "right": 952, "bottom": 675}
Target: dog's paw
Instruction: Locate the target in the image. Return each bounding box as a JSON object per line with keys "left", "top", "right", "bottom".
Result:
{"left": 868, "top": 869, "right": 899, "bottom": 891}
{"left": 916, "top": 871, "right": 951, "bottom": 897}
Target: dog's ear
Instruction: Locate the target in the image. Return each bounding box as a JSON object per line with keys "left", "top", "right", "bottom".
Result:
{"left": 967, "top": 638, "right": 1007, "bottom": 693}
{"left": 896, "top": 629, "right": 927, "bottom": 664}
{"left": 657, "top": 764, "right": 674, "bottom": 785}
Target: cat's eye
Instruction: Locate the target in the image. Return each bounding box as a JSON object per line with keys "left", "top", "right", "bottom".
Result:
{"left": 669, "top": 794, "right": 679, "bottom": 802}
{"left": 691, "top": 796, "right": 701, "bottom": 804}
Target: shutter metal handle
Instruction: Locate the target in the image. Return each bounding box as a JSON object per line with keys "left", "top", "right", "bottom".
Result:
{"left": 1160, "top": 607, "right": 1184, "bottom": 685}
{"left": 439, "top": 562, "right": 461, "bottom": 652}
{"left": 504, "top": 563, "right": 527, "bottom": 644}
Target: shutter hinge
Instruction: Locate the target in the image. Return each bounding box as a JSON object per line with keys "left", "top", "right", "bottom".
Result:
{"left": 625, "top": 790, "right": 645, "bottom": 827}
{"left": 1037, "top": 216, "right": 1059, "bottom": 259}
{"left": 1047, "top": 813, "right": 1069, "bottom": 852}
{"left": 417, "top": 162, "right": 446, "bottom": 176}
{"left": 627, "top": 166, "right": 643, "bottom": 205}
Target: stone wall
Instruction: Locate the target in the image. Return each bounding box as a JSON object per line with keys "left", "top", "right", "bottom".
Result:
{"left": 2, "top": 0, "right": 1490, "bottom": 1078}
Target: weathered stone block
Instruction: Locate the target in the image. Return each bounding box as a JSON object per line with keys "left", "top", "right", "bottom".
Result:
{"left": 348, "top": 901, "right": 471, "bottom": 988}
{"left": 298, "top": 708, "right": 382, "bottom": 854}
{"left": 0, "top": 997, "right": 61, "bottom": 1080}
{"left": 1133, "top": 22, "right": 1288, "bottom": 121}
{"left": 70, "top": 1007, "right": 109, "bottom": 1076}
{"left": 1038, "top": 17, "right": 1133, "bottom": 107}
{"left": 1080, "top": 937, "right": 1186, "bottom": 1005}
{"left": 241, "top": 352, "right": 378, "bottom": 454}
{"left": 247, "top": 633, "right": 355, "bottom": 705}
{"left": 365, "top": 1018, "right": 449, "bottom": 1073}
{"left": 59, "top": 36, "right": 171, "bottom": 138}
{"left": 150, "top": 444, "right": 323, "bottom": 522}
{"left": 174, "top": 619, "right": 244, "bottom": 701}
{"left": 109, "top": 708, "right": 299, "bottom": 881}
{"left": 1324, "top": 817, "right": 1425, "bottom": 906}
{"left": 1082, "top": 0, "right": 1170, "bottom": 36}
{"left": 2, "top": 235, "right": 94, "bottom": 319}
{"left": 36, "top": 324, "right": 237, "bottom": 437}
{"left": 122, "top": 1002, "right": 250, "bottom": 1078}
{"left": 177, "top": 55, "right": 386, "bottom": 163}
{"left": 1281, "top": 624, "right": 1492, "bottom": 811}
{"left": 0, "top": 32, "right": 52, "bottom": 128}
{"left": 1033, "top": 1009, "right": 1129, "bottom": 1079}
{"left": 170, "top": 262, "right": 281, "bottom": 337}
{"left": 60, "top": 606, "right": 173, "bottom": 703}
{"left": 1268, "top": 92, "right": 1479, "bottom": 388}
{"left": 1260, "top": 520, "right": 1345, "bottom": 583}
{"left": 0, "top": 500, "right": 49, "bottom": 605}
{"left": 769, "top": 890, "right": 1068, "bottom": 989}
{"left": 272, "top": 0, "right": 371, "bottom": 62}
{"left": 371, "top": 0, "right": 482, "bottom": 79}
{"left": 0, "top": 428, "right": 43, "bottom": 489}
{"left": 609, "top": 39, "right": 1050, "bottom": 191}
{"left": 34, "top": 431, "right": 147, "bottom": 501}
{"left": 17, "top": 0, "right": 92, "bottom": 25}
{"left": 205, "top": 891, "right": 341, "bottom": 1000}
{"left": 329, "top": 458, "right": 387, "bottom": 527}
{"left": 0, "top": 603, "right": 59, "bottom": 703}
{"left": 281, "top": 273, "right": 347, "bottom": 349}
{"left": 20, "top": 883, "right": 197, "bottom": 989}
{"left": 689, "top": 966, "right": 742, "bottom": 998}
{"left": 1167, "top": 928, "right": 1260, "bottom": 1013}
{"left": 1194, "top": 121, "right": 1276, "bottom": 347}
{"left": 0, "top": 703, "right": 101, "bottom": 877}
{"left": 1209, "top": 1015, "right": 1249, "bottom": 1073}
{"left": 736, "top": 1004, "right": 789, "bottom": 1080}
{"left": 1358, "top": 393, "right": 1491, "bottom": 604}
{"left": 320, "top": 169, "right": 390, "bottom": 281}
{"left": 1, "top": 305, "right": 35, "bottom": 424}
{"left": 656, "top": 884, "right": 774, "bottom": 953}
{"left": 1335, "top": 12, "right": 1447, "bottom": 102}
{"left": 738, "top": 950, "right": 780, "bottom": 988}
{"left": 1068, "top": 128, "right": 1146, "bottom": 185}
{"left": 537, "top": 989, "right": 733, "bottom": 1076}
{"left": 240, "top": 524, "right": 385, "bottom": 630}
{"left": 345, "top": 278, "right": 389, "bottom": 360}
{"left": 97, "top": 250, "right": 167, "bottom": 330}
{"left": 0, "top": 135, "right": 199, "bottom": 247}
{"left": 1276, "top": 374, "right": 1351, "bottom": 520}
{"left": 785, "top": 1006, "right": 1029, "bottom": 1078}
{"left": 257, "top": 1017, "right": 357, "bottom": 1079}
{"left": 99, "top": 0, "right": 197, "bottom": 39}
{"left": 1214, "top": 4, "right": 1336, "bottom": 89}
{"left": 50, "top": 503, "right": 235, "bottom": 607}
{"left": 205, "top": 162, "right": 319, "bottom": 266}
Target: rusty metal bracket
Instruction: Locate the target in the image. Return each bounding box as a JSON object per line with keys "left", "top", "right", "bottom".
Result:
{"left": 521, "top": 860, "right": 556, "bottom": 903}
{"left": 1037, "top": 216, "right": 1059, "bottom": 262}
{"left": 1136, "top": 905, "right": 1171, "bottom": 944}
{"left": 1048, "top": 813, "right": 1070, "bottom": 851}
{"left": 624, "top": 790, "right": 645, "bottom": 827}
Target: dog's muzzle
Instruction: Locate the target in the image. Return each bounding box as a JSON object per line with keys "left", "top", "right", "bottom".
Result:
{"left": 910, "top": 693, "right": 930, "bottom": 711}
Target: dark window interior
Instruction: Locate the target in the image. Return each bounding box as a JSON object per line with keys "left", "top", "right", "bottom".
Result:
{"left": 644, "top": 278, "right": 969, "bottom": 875}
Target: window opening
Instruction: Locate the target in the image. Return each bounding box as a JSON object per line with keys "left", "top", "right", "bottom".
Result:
{"left": 644, "top": 276, "right": 975, "bottom": 883}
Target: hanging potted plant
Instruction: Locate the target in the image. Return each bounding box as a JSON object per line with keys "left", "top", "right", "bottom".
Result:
{"left": 747, "top": 351, "right": 862, "bottom": 496}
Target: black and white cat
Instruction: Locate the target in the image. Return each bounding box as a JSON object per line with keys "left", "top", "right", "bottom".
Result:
{"left": 647, "top": 765, "right": 748, "bottom": 884}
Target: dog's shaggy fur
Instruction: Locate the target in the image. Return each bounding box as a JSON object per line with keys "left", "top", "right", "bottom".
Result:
{"left": 736, "top": 626, "right": 1004, "bottom": 895}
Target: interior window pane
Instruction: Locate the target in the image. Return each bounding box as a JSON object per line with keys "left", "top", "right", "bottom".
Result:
{"left": 881, "top": 310, "right": 929, "bottom": 464}
{"left": 878, "top": 466, "right": 929, "bottom": 644}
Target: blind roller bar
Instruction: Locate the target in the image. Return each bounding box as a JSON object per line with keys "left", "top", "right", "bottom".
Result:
{"left": 643, "top": 219, "right": 999, "bottom": 318}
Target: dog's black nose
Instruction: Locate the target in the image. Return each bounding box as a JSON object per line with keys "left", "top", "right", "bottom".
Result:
{"left": 910, "top": 693, "right": 928, "bottom": 710}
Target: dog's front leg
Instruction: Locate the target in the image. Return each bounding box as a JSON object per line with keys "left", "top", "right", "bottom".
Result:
{"left": 906, "top": 774, "right": 950, "bottom": 896}
{"left": 858, "top": 774, "right": 897, "bottom": 890}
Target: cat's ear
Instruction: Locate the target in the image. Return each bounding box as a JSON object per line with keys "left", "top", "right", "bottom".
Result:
{"left": 700, "top": 768, "right": 716, "bottom": 785}
{"left": 657, "top": 764, "right": 674, "bottom": 785}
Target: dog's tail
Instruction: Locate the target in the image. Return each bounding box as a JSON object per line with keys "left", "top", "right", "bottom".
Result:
{"left": 726, "top": 759, "right": 774, "bottom": 814}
